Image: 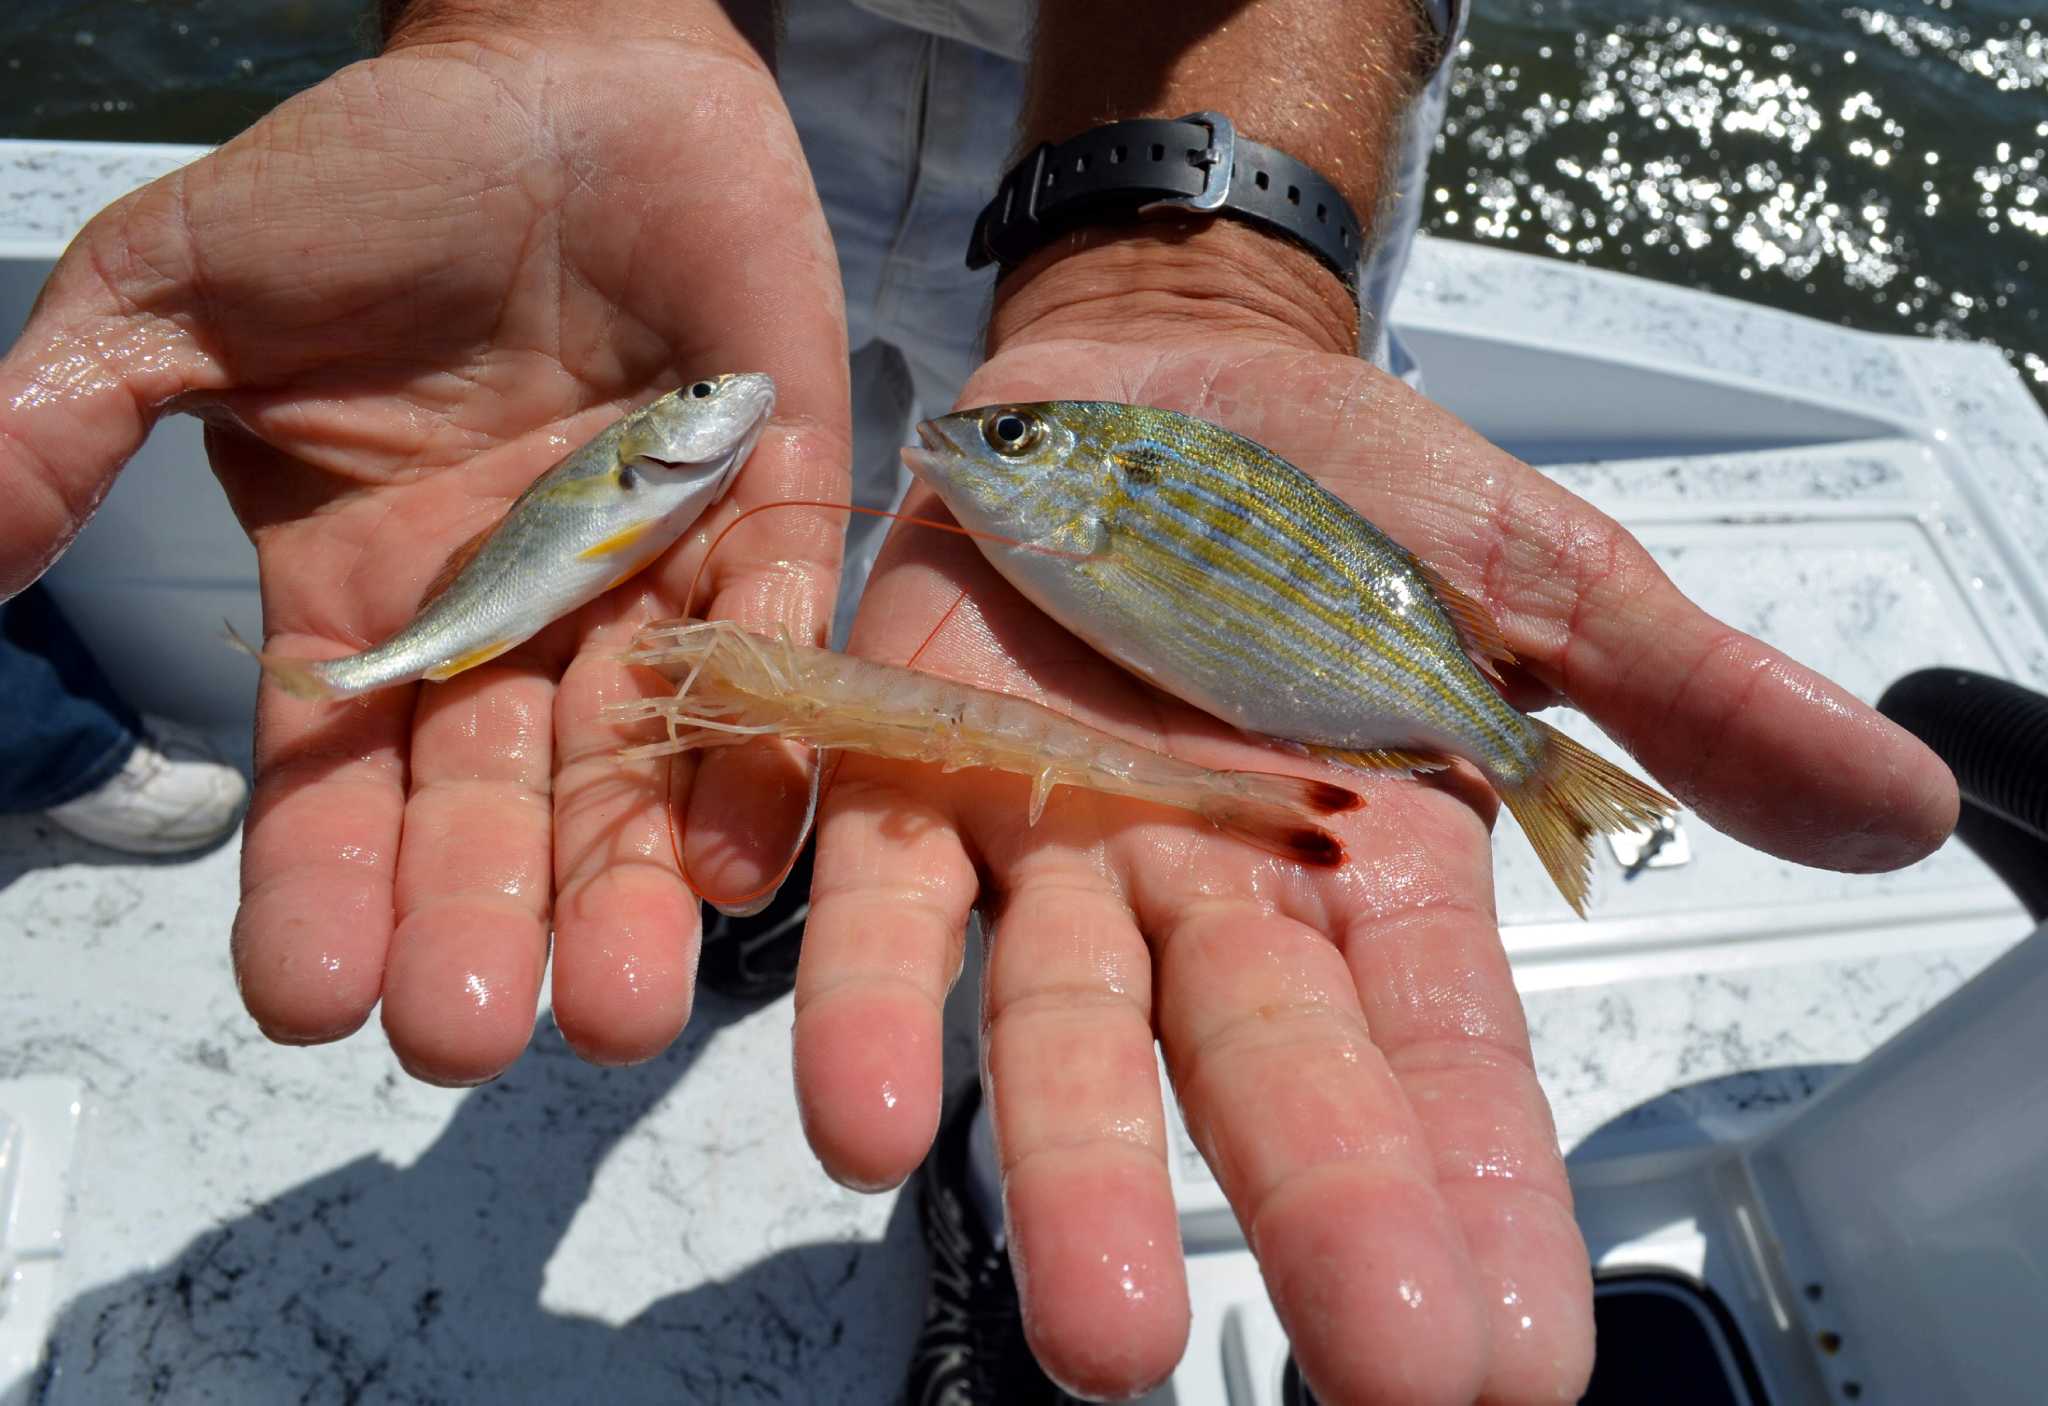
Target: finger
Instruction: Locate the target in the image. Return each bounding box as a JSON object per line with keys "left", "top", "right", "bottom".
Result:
{"left": 795, "top": 757, "right": 977, "bottom": 1191}
{"left": 982, "top": 861, "right": 1190, "bottom": 1400}
{"left": 379, "top": 661, "right": 555, "bottom": 1085}
{"left": 1150, "top": 891, "right": 1490, "bottom": 1405}
{"left": 549, "top": 607, "right": 704, "bottom": 1066}
{"left": 669, "top": 418, "right": 847, "bottom": 904}
{"left": 1421, "top": 454, "right": 1959, "bottom": 873}
{"left": 0, "top": 185, "right": 222, "bottom": 593}
{"left": 1333, "top": 793, "right": 1595, "bottom": 1404}
{"left": 610, "top": 93, "right": 858, "bottom": 906}
{"left": 232, "top": 633, "right": 410, "bottom": 1045}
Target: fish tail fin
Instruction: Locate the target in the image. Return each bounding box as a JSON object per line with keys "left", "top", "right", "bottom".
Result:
{"left": 1199, "top": 770, "right": 1364, "bottom": 867}
{"left": 1499, "top": 718, "right": 1678, "bottom": 918}
{"left": 224, "top": 622, "right": 341, "bottom": 702}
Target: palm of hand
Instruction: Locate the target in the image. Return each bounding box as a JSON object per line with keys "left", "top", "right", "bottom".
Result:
{"left": 800, "top": 337, "right": 1957, "bottom": 1402}
{"left": 2, "top": 33, "right": 851, "bottom": 1079}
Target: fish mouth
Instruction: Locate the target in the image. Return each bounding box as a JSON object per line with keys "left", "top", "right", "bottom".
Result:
{"left": 719, "top": 416, "right": 769, "bottom": 487}
{"left": 902, "top": 419, "right": 950, "bottom": 483}
{"left": 735, "top": 373, "right": 777, "bottom": 424}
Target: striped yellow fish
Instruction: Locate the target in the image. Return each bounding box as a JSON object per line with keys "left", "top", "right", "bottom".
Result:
{"left": 901, "top": 400, "right": 1676, "bottom": 915}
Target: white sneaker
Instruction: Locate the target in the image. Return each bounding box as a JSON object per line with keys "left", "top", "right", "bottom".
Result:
{"left": 44, "top": 720, "right": 248, "bottom": 856}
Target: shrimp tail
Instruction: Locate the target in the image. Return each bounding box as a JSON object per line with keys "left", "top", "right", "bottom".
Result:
{"left": 1198, "top": 770, "right": 1364, "bottom": 868}
{"left": 1498, "top": 718, "right": 1678, "bottom": 919}
{"left": 224, "top": 621, "right": 342, "bottom": 702}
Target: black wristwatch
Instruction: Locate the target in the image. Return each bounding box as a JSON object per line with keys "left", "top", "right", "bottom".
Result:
{"left": 965, "top": 111, "right": 1363, "bottom": 295}
{"left": 964, "top": 0, "right": 1459, "bottom": 296}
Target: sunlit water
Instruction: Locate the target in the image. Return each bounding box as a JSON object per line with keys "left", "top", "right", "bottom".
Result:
{"left": 1437, "top": 1, "right": 2044, "bottom": 407}
{"left": 2, "top": 0, "right": 2041, "bottom": 407}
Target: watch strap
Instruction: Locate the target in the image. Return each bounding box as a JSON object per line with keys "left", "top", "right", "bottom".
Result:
{"left": 966, "top": 112, "right": 1362, "bottom": 293}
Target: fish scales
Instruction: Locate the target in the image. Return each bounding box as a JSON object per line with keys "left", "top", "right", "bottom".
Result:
{"left": 903, "top": 400, "right": 1678, "bottom": 916}
{"left": 1109, "top": 427, "right": 1532, "bottom": 772}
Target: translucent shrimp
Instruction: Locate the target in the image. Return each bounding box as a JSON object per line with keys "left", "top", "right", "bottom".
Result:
{"left": 607, "top": 619, "right": 1364, "bottom": 867}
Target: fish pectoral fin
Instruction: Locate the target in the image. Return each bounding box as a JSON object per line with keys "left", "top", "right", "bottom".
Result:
{"left": 577, "top": 518, "right": 658, "bottom": 562}
{"left": 1409, "top": 558, "right": 1519, "bottom": 685}
{"left": 424, "top": 637, "right": 520, "bottom": 682}
{"left": 1105, "top": 536, "right": 1211, "bottom": 599}
{"left": 1308, "top": 744, "right": 1456, "bottom": 776}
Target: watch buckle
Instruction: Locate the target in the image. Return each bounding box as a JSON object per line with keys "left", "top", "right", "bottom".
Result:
{"left": 1138, "top": 110, "right": 1237, "bottom": 217}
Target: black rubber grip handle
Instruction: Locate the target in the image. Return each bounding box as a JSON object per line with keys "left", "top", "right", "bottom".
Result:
{"left": 1878, "top": 668, "right": 2048, "bottom": 918}
{"left": 1878, "top": 668, "right": 2048, "bottom": 839}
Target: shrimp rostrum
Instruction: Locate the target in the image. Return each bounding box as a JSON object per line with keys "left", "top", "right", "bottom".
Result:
{"left": 607, "top": 619, "right": 1363, "bottom": 867}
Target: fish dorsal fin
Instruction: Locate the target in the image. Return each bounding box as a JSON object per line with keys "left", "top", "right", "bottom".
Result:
{"left": 1411, "top": 559, "right": 1518, "bottom": 685}
{"left": 1308, "top": 744, "right": 1455, "bottom": 776}
{"left": 418, "top": 521, "right": 498, "bottom": 608}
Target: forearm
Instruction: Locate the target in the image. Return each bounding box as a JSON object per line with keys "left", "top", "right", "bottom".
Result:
{"left": 995, "top": 0, "right": 1433, "bottom": 356}
{"left": 379, "top": 0, "right": 780, "bottom": 66}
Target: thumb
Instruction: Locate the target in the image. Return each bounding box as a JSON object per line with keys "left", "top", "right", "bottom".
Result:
{"left": 1, "top": 182, "right": 223, "bottom": 597}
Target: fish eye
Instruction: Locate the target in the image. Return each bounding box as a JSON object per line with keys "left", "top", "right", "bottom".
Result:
{"left": 981, "top": 409, "right": 1042, "bottom": 457}
{"left": 688, "top": 380, "right": 717, "bottom": 399}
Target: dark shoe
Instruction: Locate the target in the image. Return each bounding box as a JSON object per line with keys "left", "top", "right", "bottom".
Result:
{"left": 906, "top": 1087, "right": 1075, "bottom": 1406}
{"left": 697, "top": 841, "right": 812, "bottom": 1000}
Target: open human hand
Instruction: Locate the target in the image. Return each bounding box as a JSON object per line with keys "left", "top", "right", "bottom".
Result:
{"left": 0, "top": 6, "right": 851, "bottom": 1082}
{"left": 797, "top": 318, "right": 1959, "bottom": 1400}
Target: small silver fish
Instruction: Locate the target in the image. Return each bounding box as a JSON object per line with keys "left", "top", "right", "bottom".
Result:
{"left": 238, "top": 373, "right": 775, "bottom": 699}
{"left": 903, "top": 400, "right": 1677, "bottom": 915}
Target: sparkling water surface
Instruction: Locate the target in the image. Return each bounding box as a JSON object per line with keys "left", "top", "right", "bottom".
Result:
{"left": 1, "top": 0, "right": 2041, "bottom": 407}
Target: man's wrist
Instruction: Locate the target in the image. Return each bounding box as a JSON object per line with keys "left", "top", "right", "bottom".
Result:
{"left": 991, "top": 0, "right": 1429, "bottom": 360}
{"left": 986, "top": 220, "right": 1359, "bottom": 359}
{"left": 381, "top": 0, "right": 778, "bottom": 67}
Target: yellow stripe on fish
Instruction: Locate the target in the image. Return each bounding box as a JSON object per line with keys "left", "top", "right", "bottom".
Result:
{"left": 423, "top": 637, "right": 519, "bottom": 681}
{"left": 578, "top": 518, "right": 658, "bottom": 561}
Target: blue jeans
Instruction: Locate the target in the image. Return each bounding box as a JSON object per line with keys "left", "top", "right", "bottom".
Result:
{"left": 0, "top": 584, "right": 140, "bottom": 811}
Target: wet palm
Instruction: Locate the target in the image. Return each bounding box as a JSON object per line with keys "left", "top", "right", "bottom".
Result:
{"left": 801, "top": 337, "right": 1959, "bottom": 1402}
{"left": 0, "top": 30, "right": 852, "bottom": 1079}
